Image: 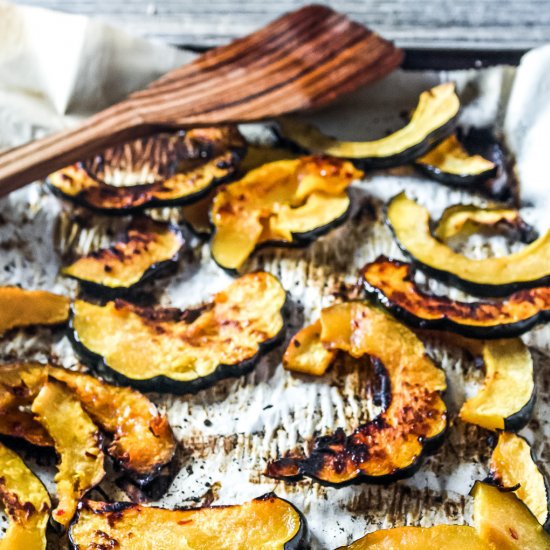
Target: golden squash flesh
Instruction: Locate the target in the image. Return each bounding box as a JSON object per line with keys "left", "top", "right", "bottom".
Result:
{"left": 459, "top": 339, "right": 534, "bottom": 431}
{"left": 68, "top": 494, "right": 307, "bottom": 550}
{"left": 472, "top": 481, "right": 550, "bottom": 549}
{"left": 277, "top": 83, "right": 460, "bottom": 165}
{"left": 490, "top": 432, "right": 549, "bottom": 527}
{"left": 387, "top": 192, "right": 550, "bottom": 295}
{"left": 270, "top": 302, "right": 447, "bottom": 484}
{"left": 31, "top": 380, "right": 105, "bottom": 528}
{"left": 0, "top": 288, "right": 69, "bottom": 336}
{"left": 0, "top": 363, "right": 175, "bottom": 483}
{"left": 47, "top": 127, "right": 245, "bottom": 213}
{"left": 340, "top": 525, "right": 489, "bottom": 549}
{"left": 0, "top": 442, "right": 50, "bottom": 550}
{"left": 361, "top": 257, "right": 550, "bottom": 338}
{"left": 62, "top": 218, "right": 184, "bottom": 291}
{"left": 71, "top": 272, "right": 286, "bottom": 392}
{"left": 210, "top": 157, "right": 362, "bottom": 271}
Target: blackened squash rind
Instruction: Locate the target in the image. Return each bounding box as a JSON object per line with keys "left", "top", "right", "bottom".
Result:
{"left": 415, "top": 134, "right": 497, "bottom": 185}
{"left": 340, "top": 525, "right": 489, "bottom": 549}
{"left": 269, "top": 302, "right": 447, "bottom": 485}
{"left": 472, "top": 481, "right": 550, "bottom": 549}
{"left": 0, "top": 442, "right": 51, "bottom": 550}
{"left": 490, "top": 432, "right": 550, "bottom": 529}
{"left": 62, "top": 218, "right": 184, "bottom": 293}
{"left": 276, "top": 83, "right": 460, "bottom": 167}
{"left": 0, "top": 288, "right": 69, "bottom": 336}
{"left": 210, "top": 157, "right": 361, "bottom": 271}
{"left": 434, "top": 204, "right": 537, "bottom": 243}
{"left": 70, "top": 272, "right": 286, "bottom": 393}
{"left": 386, "top": 192, "right": 550, "bottom": 296}
{"left": 0, "top": 363, "right": 176, "bottom": 486}
{"left": 361, "top": 257, "right": 550, "bottom": 339}
{"left": 47, "top": 127, "right": 246, "bottom": 214}
{"left": 459, "top": 339, "right": 534, "bottom": 432}
{"left": 68, "top": 494, "right": 308, "bottom": 550}
{"left": 31, "top": 379, "right": 105, "bottom": 528}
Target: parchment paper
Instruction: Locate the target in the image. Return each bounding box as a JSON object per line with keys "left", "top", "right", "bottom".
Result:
{"left": 0, "top": 2, "right": 549, "bottom": 548}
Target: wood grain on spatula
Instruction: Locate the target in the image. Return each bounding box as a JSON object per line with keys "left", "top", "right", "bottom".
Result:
{"left": 0, "top": 4, "right": 402, "bottom": 197}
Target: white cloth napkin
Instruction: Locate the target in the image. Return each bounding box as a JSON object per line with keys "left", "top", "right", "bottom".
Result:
{"left": 0, "top": 0, "right": 194, "bottom": 148}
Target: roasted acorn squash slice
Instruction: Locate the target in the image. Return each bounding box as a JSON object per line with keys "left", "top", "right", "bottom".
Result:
{"left": 269, "top": 302, "right": 447, "bottom": 485}
{"left": 415, "top": 134, "right": 497, "bottom": 185}
{"left": 0, "top": 442, "right": 51, "bottom": 550}
{"left": 62, "top": 218, "right": 184, "bottom": 293}
{"left": 386, "top": 192, "right": 550, "bottom": 296}
{"left": 0, "top": 363, "right": 175, "bottom": 484}
{"left": 47, "top": 127, "right": 246, "bottom": 213}
{"left": 459, "top": 339, "right": 534, "bottom": 431}
{"left": 276, "top": 83, "right": 459, "bottom": 167}
{"left": 490, "top": 432, "right": 549, "bottom": 528}
{"left": 361, "top": 257, "right": 550, "bottom": 338}
{"left": 340, "top": 526, "right": 489, "bottom": 549}
{"left": 31, "top": 379, "right": 105, "bottom": 528}
{"left": 434, "top": 204, "right": 537, "bottom": 243}
{"left": 472, "top": 481, "right": 550, "bottom": 549}
{"left": 70, "top": 272, "right": 286, "bottom": 393}
{"left": 0, "top": 288, "right": 69, "bottom": 336}
{"left": 210, "top": 157, "right": 362, "bottom": 271}
{"left": 68, "top": 494, "right": 308, "bottom": 550}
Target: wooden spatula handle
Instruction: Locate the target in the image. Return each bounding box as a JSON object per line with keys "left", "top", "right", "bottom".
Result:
{"left": 0, "top": 103, "right": 145, "bottom": 198}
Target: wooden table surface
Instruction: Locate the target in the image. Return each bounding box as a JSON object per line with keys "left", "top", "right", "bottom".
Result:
{"left": 14, "top": 0, "right": 550, "bottom": 54}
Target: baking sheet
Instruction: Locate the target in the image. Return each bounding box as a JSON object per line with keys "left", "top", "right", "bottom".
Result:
{"left": 1, "top": 3, "right": 550, "bottom": 548}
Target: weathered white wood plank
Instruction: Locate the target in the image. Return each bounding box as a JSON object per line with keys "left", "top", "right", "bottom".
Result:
{"left": 13, "top": 0, "right": 550, "bottom": 50}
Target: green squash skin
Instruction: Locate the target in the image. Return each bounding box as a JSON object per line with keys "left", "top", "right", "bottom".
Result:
{"left": 415, "top": 161, "right": 497, "bottom": 186}
{"left": 63, "top": 223, "right": 185, "bottom": 298}
{"left": 274, "top": 115, "right": 460, "bottom": 169}
{"left": 503, "top": 391, "right": 536, "bottom": 432}
{"left": 361, "top": 261, "right": 550, "bottom": 340}
{"left": 46, "top": 147, "right": 246, "bottom": 216}
{"left": 384, "top": 200, "right": 550, "bottom": 297}
{"left": 67, "top": 299, "right": 287, "bottom": 395}
{"left": 209, "top": 192, "right": 352, "bottom": 275}
{"left": 68, "top": 494, "right": 310, "bottom": 550}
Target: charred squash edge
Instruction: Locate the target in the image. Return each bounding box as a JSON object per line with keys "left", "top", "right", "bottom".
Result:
{"left": 68, "top": 288, "right": 287, "bottom": 395}
{"left": 268, "top": 302, "right": 447, "bottom": 486}
{"left": 275, "top": 83, "right": 460, "bottom": 168}
{"left": 489, "top": 432, "right": 550, "bottom": 530}
{"left": 47, "top": 154, "right": 243, "bottom": 214}
{"left": 61, "top": 221, "right": 185, "bottom": 295}
{"left": 0, "top": 441, "right": 51, "bottom": 550}
{"left": 361, "top": 256, "right": 550, "bottom": 339}
{"left": 68, "top": 493, "right": 309, "bottom": 550}
{"left": 46, "top": 125, "right": 247, "bottom": 216}
{"left": 385, "top": 192, "right": 550, "bottom": 296}
{"left": 415, "top": 133, "right": 498, "bottom": 185}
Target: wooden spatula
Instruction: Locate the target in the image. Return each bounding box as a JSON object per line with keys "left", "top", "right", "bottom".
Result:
{"left": 0, "top": 4, "right": 402, "bottom": 197}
